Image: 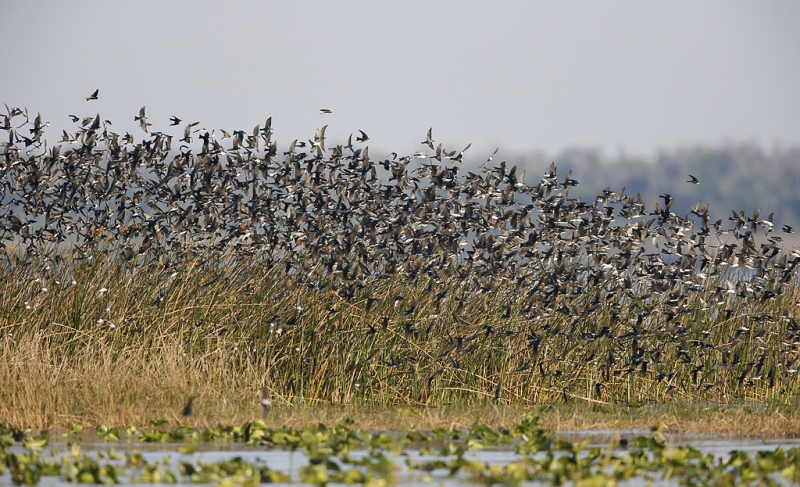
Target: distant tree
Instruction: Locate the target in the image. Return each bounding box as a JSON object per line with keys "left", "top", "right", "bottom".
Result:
{"left": 514, "top": 143, "right": 800, "bottom": 229}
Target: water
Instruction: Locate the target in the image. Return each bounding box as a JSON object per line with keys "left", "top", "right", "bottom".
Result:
{"left": 5, "top": 434, "right": 800, "bottom": 486}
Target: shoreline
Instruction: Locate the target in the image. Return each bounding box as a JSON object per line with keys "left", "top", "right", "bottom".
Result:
{"left": 5, "top": 403, "right": 800, "bottom": 439}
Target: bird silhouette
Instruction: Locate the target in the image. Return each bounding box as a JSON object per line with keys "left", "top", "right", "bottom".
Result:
{"left": 181, "top": 396, "right": 195, "bottom": 417}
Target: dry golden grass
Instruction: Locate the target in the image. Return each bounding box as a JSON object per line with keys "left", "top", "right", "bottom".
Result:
{"left": 5, "top": 326, "right": 800, "bottom": 438}
{"left": 2, "top": 251, "right": 800, "bottom": 436}
{"left": 7, "top": 371, "right": 800, "bottom": 438}
{"left": 254, "top": 403, "right": 800, "bottom": 439}
{"left": 1, "top": 325, "right": 252, "bottom": 428}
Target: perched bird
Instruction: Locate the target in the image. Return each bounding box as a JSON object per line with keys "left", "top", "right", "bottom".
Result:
{"left": 85, "top": 89, "right": 99, "bottom": 101}
{"left": 261, "top": 387, "right": 273, "bottom": 419}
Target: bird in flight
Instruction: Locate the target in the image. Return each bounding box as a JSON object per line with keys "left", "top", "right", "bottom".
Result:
{"left": 480, "top": 148, "right": 499, "bottom": 168}
{"left": 451, "top": 143, "right": 471, "bottom": 162}
{"left": 86, "top": 89, "right": 99, "bottom": 101}
{"left": 783, "top": 224, "right": 795, "bottom": 234}
{"left": 169, "top": 116, "right": 182, "bottom": 126}
{"left": 421, "top": 128, "right": 434, "bottom": 150}
{"left": 356, "top": 130, "right": 369, "bottom": 143}
{"left": 687, "top": 174, "right": 699, "bottom": 184}
{"left": 134, "top": 106, "right": 151, "bottom": 133}
{"left": 319, "top": 109, "right": 333, "bottom": 115}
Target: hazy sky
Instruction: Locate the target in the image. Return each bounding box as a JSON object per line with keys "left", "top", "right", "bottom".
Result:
{"left": 3, "top": 1, "right": 799, "bottom": 159}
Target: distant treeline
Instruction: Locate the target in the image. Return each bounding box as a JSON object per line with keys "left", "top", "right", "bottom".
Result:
{"left": 512, "top": 144, "right": 800, "bottom": 228}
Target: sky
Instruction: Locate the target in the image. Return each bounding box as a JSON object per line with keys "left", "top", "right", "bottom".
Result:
{"left": 3, "top": 1, "right": 799, "bottom": 160}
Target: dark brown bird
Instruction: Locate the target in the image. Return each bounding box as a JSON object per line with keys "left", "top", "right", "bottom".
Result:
{"left": 181, "top": 396, "right": 195, "bottom": 417}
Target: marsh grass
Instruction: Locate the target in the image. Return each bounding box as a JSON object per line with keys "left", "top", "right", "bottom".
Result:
{"left": 2, "top": 247, "right": 799, "bottom": 431}
{"left": 0, "top": 248, "right": 800, "bottom": 431}
{"left": 3, "top": 106, "right": 800, "bottom": 439}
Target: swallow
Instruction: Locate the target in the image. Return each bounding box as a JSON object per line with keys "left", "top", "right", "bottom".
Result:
{"left": 421, "top": 128, "right": 434, "bottom": 150}
{"left": 169, "top": 116, "right": 182, "bottom": 126}
{"left": 319, "top": 109, "right": 332, "bottom": 115}
{"left": 85, "top": 89, "right": 99, "bottom": 101}
{"left": 480, "top": 148, "right": 499, "bottom": 168}
{"left": 687, "top": 174, "right": 699, "bottom": 184}
{"left": 134, "top": 106, "right": 151, "bottom": 133}
{"left": 451, "top": 143, "right": 471, "bottom": 162}
{"left": 181, "top": 122, "right": 200, "bottom": 142}
{"left": 356, "top": 130, "right": 369, "bottom": 143}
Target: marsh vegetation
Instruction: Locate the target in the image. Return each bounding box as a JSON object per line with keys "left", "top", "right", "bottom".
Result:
{"left": 5, "top": 417, "right": 800, "bottom": 486}
{"left": 1, "top": 105, "right": 799, "bottom": 435}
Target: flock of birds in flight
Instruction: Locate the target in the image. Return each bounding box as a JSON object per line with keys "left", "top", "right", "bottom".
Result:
{"left": 2, "top": 89, "right": 798, "bottom": 289}
{"left": 2, "top": 89, "right": 800, "bottom": 398}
